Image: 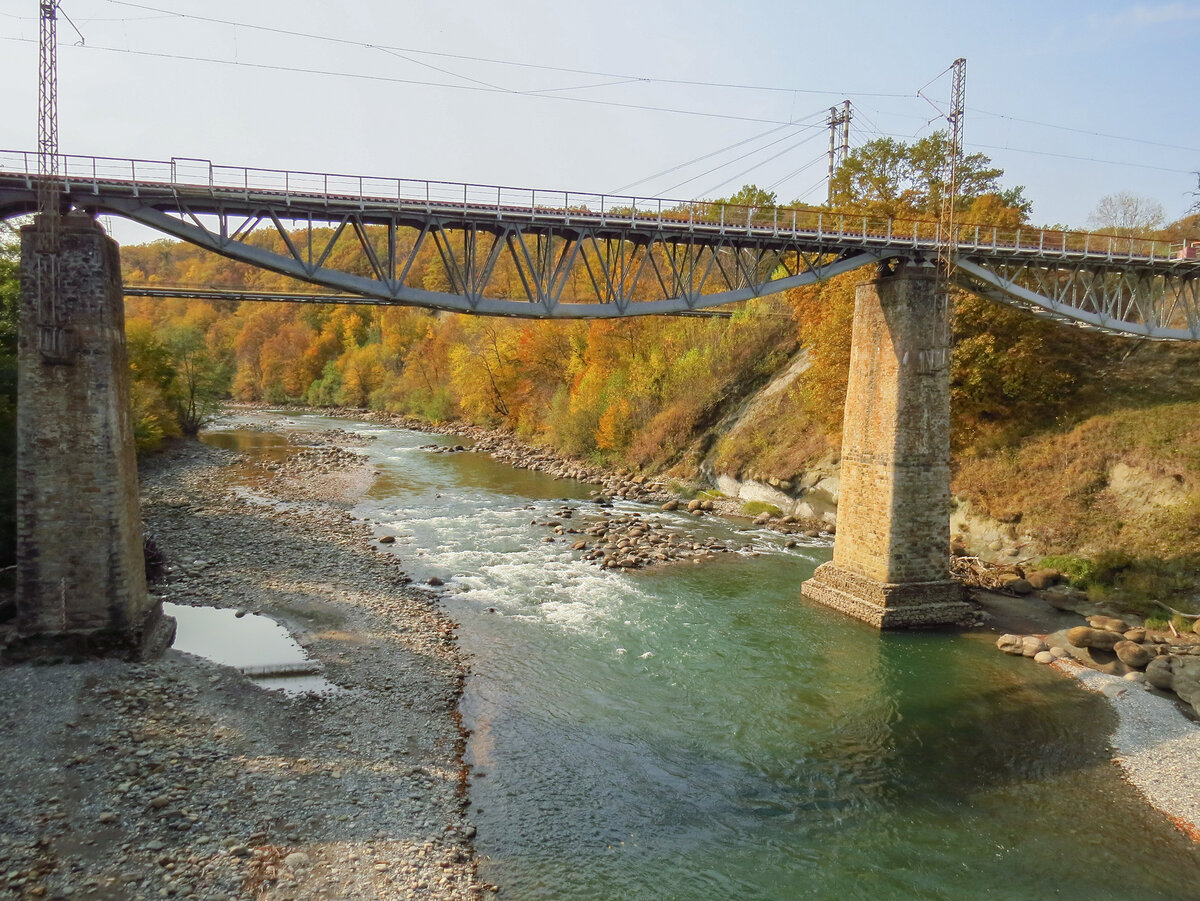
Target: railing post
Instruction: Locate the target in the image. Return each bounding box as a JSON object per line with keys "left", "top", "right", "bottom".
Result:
{"left": 817, "top": 212, "right": 823, "bottom": 238}
{"left": 992, "top": 226, "right": 997, "bottom": 249}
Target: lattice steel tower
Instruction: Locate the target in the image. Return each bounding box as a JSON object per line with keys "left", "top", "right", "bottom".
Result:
{"left": 937, "top": 58, "right": 966, "bottom": 280}
{"left": 826, "top": 100, "right": 852, "bottom": 206}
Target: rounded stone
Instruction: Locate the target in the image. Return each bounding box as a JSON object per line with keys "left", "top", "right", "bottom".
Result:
{"left": 1021, "top": 635, "right": 1049, "bottom": 657}
{"left": 996, "top": 634, "right": 1024, "bottom": 655}
{"left": 1033, "top": 650, "right": 1055, "bottom": 664}
{"left": 1114, "top": 640, "right": 1153, "bottom": 669}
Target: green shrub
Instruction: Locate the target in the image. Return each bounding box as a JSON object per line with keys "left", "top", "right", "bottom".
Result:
{"left": 1038, "top": 555, "right": 1096, "bottom": 589}
{"left": 741, "top": 501, "right": 781, "bottom": 517}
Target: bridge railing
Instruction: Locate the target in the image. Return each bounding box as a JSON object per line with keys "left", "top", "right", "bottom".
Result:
{"left": 0, "top": 149, "right": 1188, "bottom": 264}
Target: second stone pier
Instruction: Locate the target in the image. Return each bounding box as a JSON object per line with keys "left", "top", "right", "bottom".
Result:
{"left": 802, "top": 262, "right": 969, "bottom": 628}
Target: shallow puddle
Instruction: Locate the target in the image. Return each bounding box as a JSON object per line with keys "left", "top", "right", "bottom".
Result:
{"left": 165, "top": 602, "right": 338, "bottom": 695}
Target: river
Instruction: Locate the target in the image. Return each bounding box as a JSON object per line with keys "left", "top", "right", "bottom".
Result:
{"left": 207, "top": 412, "right": 1200, "bottom": 900}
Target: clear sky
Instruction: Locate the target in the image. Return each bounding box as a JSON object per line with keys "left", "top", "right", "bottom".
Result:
{"left": 2, "top": 0, "right": 1199, "bottom": 244}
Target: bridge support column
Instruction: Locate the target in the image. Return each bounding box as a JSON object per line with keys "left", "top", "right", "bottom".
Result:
{"left": 8, "top": 212, "right": 174, "bottom": 661}
{"left": 801, "top": 263, "right": 969, "bottom": 628}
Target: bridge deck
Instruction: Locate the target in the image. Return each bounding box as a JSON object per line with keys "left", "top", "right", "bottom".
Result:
{"left": 1, "top": 149, "right": 1193, "bottom": 267}
{"left": 2, "top": 150, "right": 1198, "bottom": 339}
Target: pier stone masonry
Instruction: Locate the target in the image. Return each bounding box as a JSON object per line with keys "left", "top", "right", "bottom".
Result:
{"left": 801, "top": 263, "right": 970, "bottom": 628}
{"left": 9, "top": 212, "right": 174, "bottom": 660}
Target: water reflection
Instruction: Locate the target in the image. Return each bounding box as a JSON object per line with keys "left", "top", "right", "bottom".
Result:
{"left": 165, "top": 602, "right": 337, "bottom": 695}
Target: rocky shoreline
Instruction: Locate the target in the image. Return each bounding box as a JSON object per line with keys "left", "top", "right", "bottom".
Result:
{"left": 0, "top": 433, "right": 489, "bottom": 900}
{"left": 303, "top": 405, "right": 838, "bottom": 540}
{"left": 995, "top": 613, "right": 1200, "bottom": 839}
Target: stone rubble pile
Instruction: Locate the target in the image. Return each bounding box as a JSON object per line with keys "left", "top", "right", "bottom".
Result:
{"left": 997, "top": 614, "right": 1200, "bottom": 717}
{"left": 530, "top": 505, "right": 752, "bottom": 571}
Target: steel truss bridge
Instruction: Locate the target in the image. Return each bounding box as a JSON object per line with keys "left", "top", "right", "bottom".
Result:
{"left": 2, "top": 151, "right": 1198, "bottom": 340}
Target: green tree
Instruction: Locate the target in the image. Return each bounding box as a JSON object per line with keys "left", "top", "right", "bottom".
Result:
{"left": 829, "top": 132, "right": 1029, "bottom": 219}
{"left": 164, "top": 324, "right": 232, "bottom": 435}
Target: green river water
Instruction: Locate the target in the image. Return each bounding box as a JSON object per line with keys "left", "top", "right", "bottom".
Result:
{"left": 210, "top": 414, "right": 1200, "bottom": 900}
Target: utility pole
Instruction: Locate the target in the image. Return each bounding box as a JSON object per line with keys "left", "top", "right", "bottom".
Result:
{"left": 37, "top": 0, "right": 68, "bottom": 362}
{"left": 937, "top": 58, "right": 966, "bottom": 283}
{"left": 826, "top": 100, "right": 852, "bottom": 206}
{"left": 37, "top": 0, "right": 60, "bottom": 243}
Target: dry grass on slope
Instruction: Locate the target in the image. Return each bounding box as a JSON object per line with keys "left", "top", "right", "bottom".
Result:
{"left": 952, "top": 402, "right": 1200, "bottom": 559}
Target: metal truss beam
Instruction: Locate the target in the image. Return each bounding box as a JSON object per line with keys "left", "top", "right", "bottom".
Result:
{"left": 85, "top": 196, "right": 884, "bottom": 319}
{"left": 953, "top": 257, "right": 1200, "bottom": 341}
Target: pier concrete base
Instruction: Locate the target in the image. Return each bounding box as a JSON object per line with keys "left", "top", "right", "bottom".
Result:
{"left": 801, "top": 263, "right": 970, "bottom": 628}
{"left": 8, "top": 213, "right": 174, "bottom": 661}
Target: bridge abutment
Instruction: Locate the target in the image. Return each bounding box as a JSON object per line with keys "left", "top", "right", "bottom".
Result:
{"left": 8, "top": 212, "right": 174, "bottom": 661}
{"left": 801, "top": 264, "right": 969, "bottom": 628}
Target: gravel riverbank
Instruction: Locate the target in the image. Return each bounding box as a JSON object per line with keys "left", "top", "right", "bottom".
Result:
{"left": 0, "top": 434, "right": 486, "bottom": 900}
{"left": 1059, "top": 662, "right": 1200, "bottom": 840}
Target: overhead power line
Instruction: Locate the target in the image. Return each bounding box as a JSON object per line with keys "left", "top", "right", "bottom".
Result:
{"left": 101, "top": 0, "right": 917, "bottom": 101}
{"left": 0, "top": 36, "right": 840, "bottom": 128}
{"left": 967, "top": 141, "right": 1195, "bottom": 175}
{"left": 969, "top": 107, "right": 1200, "bottom": 155}
{"left": 693, "top": 130, "right": 826, "bottom": 198}
{"left": 611, "top": 109, "right": 829, "bottom": 194}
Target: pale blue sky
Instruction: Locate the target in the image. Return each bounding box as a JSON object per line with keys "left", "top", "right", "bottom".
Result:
{"left": 2, "top": 0, "right": 1198, "bottom": 243}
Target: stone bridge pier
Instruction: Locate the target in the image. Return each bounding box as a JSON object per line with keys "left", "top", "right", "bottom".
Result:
{"left": 7, "top": 212, "right": 174, "bottom": 660}
{"left": 802, "top": 261, "right": 970, "bottom": 628}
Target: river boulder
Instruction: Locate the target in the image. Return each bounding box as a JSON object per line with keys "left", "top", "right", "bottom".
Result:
{"left": 996, "top": 634, "right": 1024, "bottom": 655}
{"left": 1025, "top": 568, "right": 1062, "bottom": 590}
{"left": 1113, "top": 640, "right": 1153, "bottom": 669}
{"left": 1088, "top": 615, "right": 1131, "bottom": 633}
{"left": 1067, "top": 626, "right": 1122, "bottom": 650}
{"left": 1021, "top": 636, "right": 1048, "bottom": 657}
